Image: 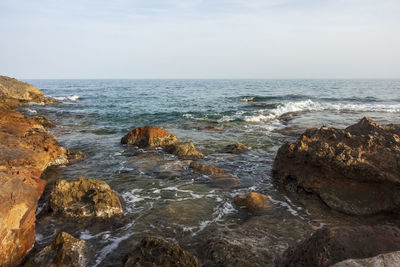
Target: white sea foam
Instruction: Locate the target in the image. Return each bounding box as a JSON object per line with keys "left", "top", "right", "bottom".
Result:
{"left": 27, "top": 108, "right": 37, "bottom": 114}
{"left": 53, "top": 95, "right": 80, "bottom": 101}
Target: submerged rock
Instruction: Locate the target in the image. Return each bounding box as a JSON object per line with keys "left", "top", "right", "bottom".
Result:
{"left": 189, "top": 161, "right": 241, "bottom": 187}
{"left": 273, "top": 117, "right": 400, "bottom": 215}
{"left": 166, "top": 141, "right": 204, "bottom": 159}
{"left": 281, "top": 225, "right": 400, "bottom": 267}
{"left": 24, "top": 232, "right": 86, "bottom": 267}
{"left": 33, "top": 115, "right": 55, "bottom": 128}
{"left": 332, "top": 251, "right": 400, "bottom": 267}
{"left": 198, "top": 126, "right": 223, "bottom": 131}
{"left": 123, "top": 236, "right": 200, "bottom": 267}
{"left": 224, "top": 143, "right": 248, "bottom": 154}
{"left": 48, "top": 177, "right": 123, "bottom": 218}
{"left": 233, "top": 192, "right": 275, "bottom": 213}
{"left": 121, "top": 126, "right": 179, "bottom": 147}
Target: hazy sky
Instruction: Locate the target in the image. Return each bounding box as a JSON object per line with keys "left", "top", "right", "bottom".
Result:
{"left": 0, "top": 0, "right": 399, "bottom": 79}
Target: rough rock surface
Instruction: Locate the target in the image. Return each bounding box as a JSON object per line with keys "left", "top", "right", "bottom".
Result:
{"left": 0, "top": 172, "right": 38, "bottom": 267}
{"left": 273, "top": 117, "right": 400, "bottom": 215}
{"left": 189, "top": 161, "right": 241, "bottom": 187}
{"left": 121, "top": 126, "right": 179, "bottom": 147}
{"left": 233, "top": 192, "right": 275, "bottom": 213}
{"left": 48, "top": 177, "right": 123, "bottom": 218}
{"left": 24, "top": 232, "right": 86, "bottom": 267}
{"left": 123, "top": 236, "right": 200, "bottom": 267}
{"left": 166, "top": 141, "right": 204, "bottom": 159}
{"left": 224, "top": 143, "right": 248, "bottom": 153}
{"left": 281, "top": 225, "right": 400, "bottom": 267}
{"left": 33, "top": 115, "right": 55, "bottom": 128}
{"left": 332, "top": 251, "right": 400, "bottom": 267}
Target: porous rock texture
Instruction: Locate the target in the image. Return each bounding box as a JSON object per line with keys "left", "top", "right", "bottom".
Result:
{"left": 273, "top": 117, "right": 400, "bottom": 215}
{"left": 332, "top": 251, "right": 400, "bottom": 267}
{"left": 123, "top": 236, "right": 201, "bottom": 267}
{"left": 121, "top": 126, "right": 179, "bottom": 147}
{"left": 48, "top": 177, "right": 123, "bottom": 218}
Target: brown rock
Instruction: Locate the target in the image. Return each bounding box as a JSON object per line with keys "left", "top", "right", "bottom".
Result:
{"left": 189, "top": 161, "right": 241, "bottom": 187}
{"left": 24, "top": 232, "right": 86, "bottom": 267}
{"left": 0, "top": 172, "right": 38, "bottom": 267}
{"left": 281, "top": 225, "right": 400, "bottom": 267}
{"left": 224, "top": 143, "right": 248, "bottom": 154}
{"left": 33, "top": 115, "right": 55, "bottom": 128}
{"left": 123, "top": 236, "right": 200, "bottom": 267}
{"left": 233, "top": 192, "right": 275, "bottom": 212}
{"left": 198, "top": 126, "right": 223, "bottom": 131}
{"left": 332, "top": 251, "right": 400, "bottom": 267}
{"left": 273, "top": 117, "right": 400, "bottom": 215}
{"left": 166, "top": 141, "right": 204, "bottom": 159}
{"left": 121, "top": 126, "right": 179, "bottom": 147}
{"left": 48, "top": 177, "right": 123, "bottom": 218}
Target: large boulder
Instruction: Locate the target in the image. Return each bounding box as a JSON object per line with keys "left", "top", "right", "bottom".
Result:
{"left": 189, "top": 161, "right": 241, "bottom": 187}
{"left": 166, "top": 141, "right": 204, "bottom": 159}
{"left": 0, "top": 172, "right": 38, "bottom": 267}
{"left": 121, "top": 126, "right": 179, "bottom": 147}
{"left": 48, "top": 177, "right": 123, "bottom": 218}
{"left": 123, "top": 236, "right": 200, "bottom": 267}
{"left": 332, "top": 251, "right": 400, "bottom": 267}
{"left": 273, "top": 117, "right": 400, "bottom": 215}
{"left": 281, "top": 225, "right": 400, "bottom": 267}
{"left": 233, "top": 192, "right": 275, "bottom": 213}
{"left": 24, "top": 232, "right": 86, "bottom": 267}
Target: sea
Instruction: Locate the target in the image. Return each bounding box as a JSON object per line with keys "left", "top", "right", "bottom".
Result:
{"left": 20, "top": 79, "right": 400, "bottom": 266}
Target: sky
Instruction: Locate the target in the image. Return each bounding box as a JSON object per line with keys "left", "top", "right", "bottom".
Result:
{"left": 0, "top": 0, "right": 399, "bottom": 79}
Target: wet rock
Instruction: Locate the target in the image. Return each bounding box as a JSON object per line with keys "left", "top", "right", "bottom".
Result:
{"left": 189, "top": 161, "right": 241, "bottom": 187}
{"left": 332, "top": 251, "right": 400, "bottom": 267}
{"left": 48, "top": 177, "right": 123, "bottom": 218}
{"left": 281, "top": 225, "right": 400, "bottom": 267}
{"left": 166, "top": 141, "right": 204, "bottom": 159}
{"left": 198, "top": 126, "right": 223, "bottom": 131}
{"left": 273, "top": 117, "right": 400, "bottom": 215}
{"left": 224, "top": 143, "right": 248, "bottom": 154}
{"left": 33, "top": 115, "right": 55, "bottom": 128}
{"left": 51, "top": 147, "right": 87, "bottom": 166}
{"left": 123, "top": 236, "right": 200, "bottom": 267}
{"left": 233, "top": 192, "right": 275, "bottom": 213}
{"left": 24, "top": 232, "right": 86, "bottom": 267}
{"left": 0, "top": 172, "right": 38, "bottom": 267}
{"left": 121, "top": 126, "right": 179, "bottom": 147}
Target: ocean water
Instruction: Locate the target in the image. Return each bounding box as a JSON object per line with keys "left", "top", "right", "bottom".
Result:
{"left": 21, "top": 79, "right": 400, "bottom": 266}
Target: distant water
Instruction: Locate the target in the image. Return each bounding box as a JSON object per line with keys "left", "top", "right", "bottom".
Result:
{"left": 21, "top": 79, "right": 400, "bottom": 266}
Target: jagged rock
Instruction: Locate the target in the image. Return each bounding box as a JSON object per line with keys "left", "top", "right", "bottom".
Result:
{"left": 189, "top": 161, "right": 241, "bottom": 187}
{"left": 224, "top": 143, "right": 248, "bottom": 154}
{"left": 121, "top": 126, "right": 179, "bottom": 147}
{"left": 166, "top": 141, "right": 204, "bottom": 159}
{"left": 123, "top": 237, "right": 200, "bottom": 267}
{"left": 273, "top": 117, "right": 400, "bottom": 215}
{"left": 0, "top": 172, "right": 38, "bottom": 267}
{"left": 332, "top": 251, "right": 400, "bottom": 267}
{"left": 48, "top": 177, "right": 123, "bottom": 218}
{"left": 33, "top": 115, "right": 55, "bottom": 128}
{"left": 24, "top": 232, "right": 86, "bottom": 267}
{"left": 233, "top": 192, "right": 275, "bottom": 213}
{"left": 281, "top": 225, "right": 400, "bottom": 267}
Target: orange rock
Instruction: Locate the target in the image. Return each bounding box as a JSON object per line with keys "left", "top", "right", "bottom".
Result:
{"left": 121, "top": 126, "right": 179, "bottom": 147}
{"left": 233, "top": 192, "right": 275, "bottom": 212}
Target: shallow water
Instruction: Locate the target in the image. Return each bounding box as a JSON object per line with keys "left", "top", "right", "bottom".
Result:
{"left": 21, "top": 79, "right": 400, "bottom": 266}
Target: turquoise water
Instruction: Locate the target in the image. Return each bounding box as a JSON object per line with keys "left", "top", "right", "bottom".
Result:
{"left": 22, "top": 79, "right": 400, "bottom": 266}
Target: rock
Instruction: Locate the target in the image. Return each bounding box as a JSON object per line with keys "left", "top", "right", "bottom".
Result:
{"left": 0, "top": 172, "right": 38, "bottom": 267}
{"left": 123, "top": 236, "right": 200, "bottom": 267}
{"left": 33, "top": 115, "right": 55, "bottom": 128}
{"left": 24, "top": 232, "right": 86, "bottom": 267}
{"left": 48, "top": 177, "right": 123, "bottom": 218}
{"left": 166, "top": 141, "right": 204, "bottom": 159}
{"left": 189, "top": 161, "right": 241, "bottom": 187}
{"left": 233, "top": 192, "right": 275, "bottom": 213}
{"left": 273, "top": 117, "right": 400, "bottom": 215}
{"left": 281, "top": 225, "right": 400, "bottom": 267}
{"left": 332, "top": 251, "right": 400, "bottom": 267}
{"left": 224, "top": 143, "right": 248, "bottom": 153}
{"left": 121, "top": 126, "right": 179, "bottom": 147}
{"left": 198, "top": 126, "right": 223, "bottom": 131}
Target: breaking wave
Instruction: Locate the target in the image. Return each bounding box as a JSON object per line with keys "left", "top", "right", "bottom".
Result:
{"left": 53, "top": 95, "right": 80, "bottom": 101}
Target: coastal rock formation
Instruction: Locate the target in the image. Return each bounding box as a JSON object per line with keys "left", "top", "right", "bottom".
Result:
{"left": 233, "top": 192, "right": 275, "bottom": 213}
{"left": 33, "top": 115, "right": 55, "bottom": 128}
{"left": 24, "top": 232, "right": 86, "bottom": 267}
{"left": 123, "top": 237, "right": 200, "bottom": 267}
{"left": 198, "top": 125, "right": 223, "bottom": 131}
{"left": 332, "top": 251, "right": 400, "bottom": 267}
{"left": 48, "top": 177, "right": 123, "bottom": 218}
{"left": 281, "top": 225, "right": 400, "bottom": 267}
{"left": 166, "top": 141, "right": 204, "bottom": 159}
{"left": 189, "top": 161, "right": 241, "bottom": 187}
{"left": 224, "top": 143, "right": 248, "bottom": 153}
{"left": 121, "top": 126, "right": 179, "bottom": 147}
{"left": 0, "top": 172, "right": 38, "bottom": 267}
{"left": 273, "top": 117, "right": 400, "bottom": 215}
